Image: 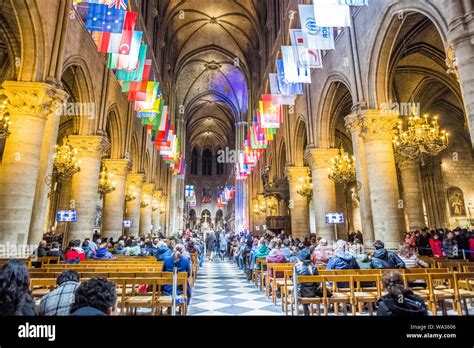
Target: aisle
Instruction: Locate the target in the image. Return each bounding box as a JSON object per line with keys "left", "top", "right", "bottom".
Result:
{"left": 188, "top": 258, "right": 283, "bottom": 316}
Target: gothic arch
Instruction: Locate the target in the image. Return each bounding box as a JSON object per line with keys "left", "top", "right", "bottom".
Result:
{"left": 105, "top": 104, "right": 125, "bottom": 159}
{"left": 294, "top": 117, "right": 308, "bottom": 167}
{"left": 367, "top": 2, "right": 449, "bottom": 108}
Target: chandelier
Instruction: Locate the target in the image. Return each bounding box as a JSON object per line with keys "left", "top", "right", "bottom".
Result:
{"left": 53, "top": 138, "right": 81, "bottom": 178}
{"left": 125, "top": 184, "right": 137, "bottom": 202}
{"left": 253, "top": 195, "right": 266, "bottom": 215}
{"left": 0, "top": 100, "right": 11, "bottom": 139}
{"left": 296, "top": 176, "right": 313, "bottom": 201}
{"left": 97, "top": 164, "right": 116, "bottom": 198}
{"left": 393, "top": 114, "right": 449, "bottom": 163}
{"left": 328, "top": 146, "right": 356, "bottom": 187}
{"left": 265, "top": 195, "right": 278, "bottom": 214}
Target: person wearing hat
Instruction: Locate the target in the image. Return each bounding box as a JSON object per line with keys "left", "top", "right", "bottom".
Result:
{"left": 326, "top": 240, "right": 359, "bottom": 271}
{"left": 295, "top": 249, "right": 322, "bottom": 316}
{"left": 370, "top": 240, "right": 405, "bottom": 269}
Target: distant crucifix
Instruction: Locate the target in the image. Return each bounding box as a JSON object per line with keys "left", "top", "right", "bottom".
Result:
{"left": 203, "top": 212, "right": 210, "bottom": 223}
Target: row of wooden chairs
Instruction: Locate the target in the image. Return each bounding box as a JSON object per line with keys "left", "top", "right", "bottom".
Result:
{"left": 30, "top": 273, "right": 189, "bottom": 315}
{"left": 282, "top": 271, "right": 474, "bottom": 316}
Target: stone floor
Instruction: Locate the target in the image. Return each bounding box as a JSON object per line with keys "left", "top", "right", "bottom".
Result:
{"left": 188, "top": 258, "right": 283, "bottom": 316}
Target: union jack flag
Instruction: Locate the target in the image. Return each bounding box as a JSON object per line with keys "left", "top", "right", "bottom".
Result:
{"left": 103, "top": 0, "right": 128, "bottom": 10}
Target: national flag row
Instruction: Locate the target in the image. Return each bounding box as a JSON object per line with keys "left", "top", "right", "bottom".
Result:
{"left": 237, "top": 0, "right": 369, "bottom": 181}
{"left": 217, "top": 186, "right": 235, "bottom": 208}
{"left": 75, "top": 0, "right": 185, "bottom": 175}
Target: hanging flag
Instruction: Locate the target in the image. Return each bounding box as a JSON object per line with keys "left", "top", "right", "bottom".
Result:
{"left": 116, "top": 31, "right": 143, "bottom": 71}
{"left": 298, "top": 5, "right": 335, "bottom": 51}
{"left": 313, "top": 0, "right": 352, "bottom": 28}
{"left": 119, "top": 11, "right": 137, "bottom": 55}
{"left": 102, "top": 0, "right": 128, "bottom": 10}
{"left": 116, "top": 43, "right": 147, "bottom": 81}
{"left": 85, "top": 3, "right": 126, "bottom": 33}
{"left": 269, "top": 73, "right": 295, "bottom": 106}
{"left": 276, "top": 59, "right": 303, "bottom": 96}
{"left": 260, "top": 95, "right": 282, "bottom": 129}
{"left": 281, "top": 46, "right": 311, "bottom": 84}
{"left": 289, "top": 29, "right": 323, "bottom": 69}
{"left": 338, "top": 0, "right": 368, "bottom": 5}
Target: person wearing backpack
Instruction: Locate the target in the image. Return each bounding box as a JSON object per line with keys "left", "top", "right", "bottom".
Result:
{"left": 370, "top": 240, "right": 406, "bottom": 269}
{"left": 377, "top": 270, "right": 428, "bottom": 316}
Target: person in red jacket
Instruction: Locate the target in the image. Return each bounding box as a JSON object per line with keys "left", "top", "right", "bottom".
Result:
{"left": 65, "top": 240, "right": 86, "bottom": 263}
{"left": 429, "top": 233, "right": 443, "bottom": 258}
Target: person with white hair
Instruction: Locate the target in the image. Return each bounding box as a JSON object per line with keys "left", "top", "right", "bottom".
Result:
{"left": 311, "top": 238, "right": 334, "bottom": 265}
{"left": 326, "top": 240, "right": 360, "bottom": 270}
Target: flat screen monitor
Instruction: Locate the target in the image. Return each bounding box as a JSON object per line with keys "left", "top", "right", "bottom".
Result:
{"left": 57, "top": 210, "right": 77, "bottom": 222}
{"left": 123, "top": 220, "right": 133, "bottom": 228}
{"left": 325, "top": 212, "right": 344, "bottom": 224}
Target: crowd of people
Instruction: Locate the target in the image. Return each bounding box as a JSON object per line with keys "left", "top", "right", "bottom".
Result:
{"left": 0, "top": 225, "right": 472, "bottom": 317}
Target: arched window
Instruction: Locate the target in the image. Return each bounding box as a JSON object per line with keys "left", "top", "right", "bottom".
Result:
{"left": 202, "top": 149, "right": 213, "bottom": 176}
{"left": 216, "top": 148, "right": 224, "bottom": 175}
{"left": 190, "top": 148, "right": 198, "bottom": 175}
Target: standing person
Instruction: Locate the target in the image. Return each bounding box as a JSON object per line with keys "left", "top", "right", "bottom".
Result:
{"left": 377, "top": 271, "right": 427, "bottom": 316}
{"left": 443, "top": 231, "right": 458, "bottom": 259}
{"left": 219, "top": 232, "right": 228, "bottom": 261}
{"left": 213, "top": 232, "right": 220, "bottom": 262}
{"left": 206, "top": 231, "right": 216, "bottom": 261}
{"left": 47, "top": 242, "right": 65, "bottom": 261}
{"left": 429, "top": 233, "right": 443, "bottom": 258}
{"left": 416, "top": 229, "right": 432, "bottom": 256}
{"left": 355, "top": 230, "right": 363, "bottom": 244}
{"left": 0, "top": 260, "right": 36, "bottom": 316}
{"left": 39, "top": 271, "right": 80, "bottom": 316}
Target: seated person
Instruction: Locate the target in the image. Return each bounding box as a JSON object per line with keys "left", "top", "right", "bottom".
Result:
{"left": 162, "top": 244, "right": 192, "bottom": 304}
{"left": 326, "top": 240, "right": 360, "bottom": 270}
{"left": 64, "top": 240, "right": 86, "bottom": 263}
{"left": 113, "top": 240, "right": 126, "bottom": 255}
{"left": 47, "top": 242, "right": 64, "bottom": 261}
{"left": 70, "top": 278, "right": 118, "bottom": 316}
{"left": 92, "top": 243, "right": 115, "bottom": 259}
{"left": 125, "top": 241, "right": 142, "bottom": 256}
{"left": 370, "top": 240, "right": 405, "bottom": 269}
{"left": 311, "top": 239, "right": 333, "bottom": 265}
{"left": 0, "top": 260, "right": 35, "bottom": 316}
{"left": 295, "top": 249, "right": 323, "bottom": 316}
{"left": 156, "top": 240, "right": 173, "bottom": 261}
{"left": 377, "top": 270, "right": 428, "bottom": 316}
{"left": 39, "top": 270, "right": 80, "bottom": 316}
{"left": 266, "top": 239, "right": 287, "bottom": 279}
{"left": 398, "top": 243, "right": 429, "bottom": 269}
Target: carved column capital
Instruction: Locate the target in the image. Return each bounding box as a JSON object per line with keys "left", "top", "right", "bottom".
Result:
{"left": 284, "top": 166, "right": 310, "bottom": 182}
{"left": 153, "top": 190, "right": 163, "bottom": 200}
{"left": 359, "top": 109, "right": 398, "bottom": 143}
{"left": 126, "top": 173, "right": 145, "bottom": 188}
{"left": 1, "top": 81, "right": 68, "bottom": 119}
{"left": 344, "top": 113, "right": 362, "bottom": 135}
{"left": 142, "top": 183, "right": 155, "bottom": 196}
{"left": 396, "top": 155, "right": 420, "bottom": 171}
{"left": 103, "top": 158, "right": 131, "bottom": 177}
{"left": 68, "top": 135, "right": 111, "bottom": 160}
{"left": 304, "top": 148, "right": 339, "bottom": 171}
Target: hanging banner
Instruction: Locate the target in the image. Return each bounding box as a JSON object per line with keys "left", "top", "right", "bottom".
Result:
{"left": 313, "top": 0, "right": 352, "bottom": 28}
{"left": 281, "top": 46, "right": 311, "bottom": 84}
{"left": 289, "top": 29, "right": 323, "bottom": 69}
{"left": 298, "top": 5, "right": 335, "bottom": 50}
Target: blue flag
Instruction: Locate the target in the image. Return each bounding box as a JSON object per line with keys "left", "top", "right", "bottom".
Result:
{"left": 85, "top": 3, "right": 126, "bottom": 33}
{"left": 276, "top": 59, "right": 303, "bottom": 96}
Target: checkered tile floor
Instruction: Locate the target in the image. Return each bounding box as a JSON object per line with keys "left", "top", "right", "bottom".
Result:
{"left": 188, "top": 259, "right": 283, "bottom": 316}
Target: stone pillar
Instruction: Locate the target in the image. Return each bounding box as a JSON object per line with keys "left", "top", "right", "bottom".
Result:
{"left": 152, "top": 190, "right": 162, "bottom": 233}
{"left": 167, "top": 175, "right": 178, "bottom": 235}
{"left": 305, "top": 148, "right": 339, "bottom": 242}
{"left": 124, "top": 174, "right": 144, "bottom": 237}
{"left": 101, "top": 159, "right": 131, "bottom": 240}
{"left": 67, "top": 135, "right": 110, "bottom": 242}
{"left": 397, "top": 157, "right": 425, "bottom": 231}
{"left": 0, "top": 81, "right": 66, "bottom": 245}
{"left": 139, "top": 183, "right": 154, "bottom": 236}
{"left": 235, "top": 122, "right": 247, "bottom": 232}
{"left": 29, "top": 90, "right": 68, "bottom": 244}
{"left": 360, "top": 110, "right": 405, "bottom": 249}
{"left": 285, "top": 166, "right": 311, "bottom": 240}
{"left": 345, "top": 114, "right": 375, "bottom": 247}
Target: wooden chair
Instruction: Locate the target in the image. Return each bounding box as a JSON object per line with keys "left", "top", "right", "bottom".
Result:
{"left": 452, "top": 272, "right": 474, "bottom": 315}
{"left": 156, "top": 273, "right": 189, "bottom": 315}
{"left": 282, "top": 270, "right": 294, "bottom": 315}
{"left": 428, "top": 273, "right": 457, "bottom": 315}
{"left": 325, "top": 275, "right": 355, "bottom": 316}
{"left": 112, "top": 278, "right": 158, "bottom": 315}
{"left": 402, "top": 273, "right": 434, "bottom": 314}
{"left": 295, "top": 275, "right": 327, "bottom": 316}
{"left": 353, "top": 274, "right": 381, "bottom": 315}
{"left": 265, "top": 263, "right": 294, "bottom": 304}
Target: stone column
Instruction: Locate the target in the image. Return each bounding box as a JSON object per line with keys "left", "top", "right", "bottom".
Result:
{"left": 152, "top": 190, "right": 162, "bottom": 233}
{"left": 305, "top": 148, "right": 339, "bottom": 242}
{"left": 67, "top": 135, "right": 110, "bottom": 242}
{"left": 29, "top": 89, "right": 68, "bottom": 244}
{"left": 397, "top": 157, "right": 425, "bottom": 231}
{"left": 360, "top": 110, "right": 405, "bottom": 249}
{"left": 139, "top": 183, "right": 154, "bottom": 236}
{"left": 285, "top": 166, "right": 311, "bottom": 240}
{"left": 345, "top": 114, "right": 375, "bottom": 247}
{"left": 101, "top": 159, "right": 131, "bottom": 240}
{"left": 0, "top": 81, "right": 66, "bottom": 245}
{"left": 124, "top": 174, "right": 144, "bottom": 237}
